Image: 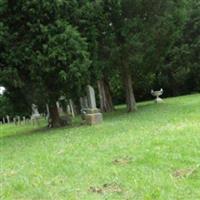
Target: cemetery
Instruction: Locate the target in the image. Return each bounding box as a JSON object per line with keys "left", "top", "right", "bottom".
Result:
{"left": 0, "top": 1, "right": 200, "bottom": 200}
{"left": 1, "top": 94, "right": 200, "bottom": 199}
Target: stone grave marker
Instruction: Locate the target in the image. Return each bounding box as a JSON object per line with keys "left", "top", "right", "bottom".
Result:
{"left": 23, "top": 116, "right": 26, "bottom": 124}
{"left": 83, "top": 85, "right": 103, "bottom": 125}
{"left": 13, "top": 117, "right": 16, "bottom": 125}
{"left": 6, "top": 115, "right": 10, "bottom": 123}
{"left": 31, "top": 104, "right": 40, "bottom": 125}
{"left": 17, "top": 116, "right": 21, "bottom": 125}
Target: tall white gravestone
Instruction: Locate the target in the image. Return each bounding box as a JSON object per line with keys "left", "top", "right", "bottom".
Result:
{"left": 31, "top": 104, "right": 40, "bottom": 125}
{"left": 6, "top": 115, "right": 10, "bottom": 123}
{"left": 84, "top": 85, "right": 103, "bottom": 125}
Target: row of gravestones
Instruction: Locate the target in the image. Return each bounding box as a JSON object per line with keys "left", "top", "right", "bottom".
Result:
{"left": 0, "top": 86, "right": 163, "bottom": 126}
{"left": 0, "top": 115, "right": 44, "bottom": 125}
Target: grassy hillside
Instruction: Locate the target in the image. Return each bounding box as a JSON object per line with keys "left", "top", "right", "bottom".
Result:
{"left": 1, "top": 94, "right": 200, "bottom": 200}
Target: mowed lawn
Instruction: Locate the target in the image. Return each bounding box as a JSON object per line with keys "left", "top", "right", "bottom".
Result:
{"left": 0, "top": 94, "right": 200, "bottom": 200}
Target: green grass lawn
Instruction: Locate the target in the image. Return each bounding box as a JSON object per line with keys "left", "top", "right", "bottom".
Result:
{"left": 1, "top": 94, "right": 200, "bottom": 200}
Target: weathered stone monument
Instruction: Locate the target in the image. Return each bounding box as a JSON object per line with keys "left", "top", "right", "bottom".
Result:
{"left": 31, "top": 104, "right": 40, "bottom": 125}
{"left": 23, "top": 116, "right": 26, "bottom": 124}
{"left": 151, "top": 88, "right": 164, "bottom": 103}
{"left": 6, "top": 115, "right": 10, "bottom": 123}
{"left": 83, "top": 85, "right": 103, "bottom": 125}
{"left": 13, "top": 117, "right": 16, "bottom": 125}
{"left": 46, "top": 104, "right": 50, "bottom": 120}
{"left": 17, "top": 116, "right": 21, "bottom": 125}
{"left": 69, "top": 99, "right": 75, "bottom": 118}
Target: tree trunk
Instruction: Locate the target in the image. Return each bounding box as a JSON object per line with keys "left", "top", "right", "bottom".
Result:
{"left": 49, "top": 103, "right": 61, "bottom": 127}
{"left": 123, "top": 67, "right": 137, "bottom": 112}
{"left": 97, "top": 78, "right": 114, "bottom": 112}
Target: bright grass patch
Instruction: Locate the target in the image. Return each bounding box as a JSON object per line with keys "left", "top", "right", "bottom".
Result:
{"left": 0, "top": 94, "right": 200, "bottom": 200}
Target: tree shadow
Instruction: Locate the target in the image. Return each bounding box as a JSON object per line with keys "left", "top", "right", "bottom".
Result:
{"left": 1, "top": 101, "right": 165, "bottom": 140}
{"left": 0, "top": 121, "right": 85, "bottom": 141}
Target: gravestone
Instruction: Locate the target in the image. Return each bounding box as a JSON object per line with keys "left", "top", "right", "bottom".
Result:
{"left": 46, "top": 104, "right": 50, "bottom": 119}
{"left": 13, "top": 117, "right": 16, "bottom": 125}
{"left": 66, "top": 104, "right": 70, "bottom": 114}
{"left": 6, "top": 115, "right": 10, "bottom": 123}
{"left": 23, "top": 116, "right": 26, "bottom": 124}
{"left": 151, "top": 88, "right": 164, "bottom": 103}
{"left": 17, "top": 116, "right": 21, "bottom": 125}
{"left": 31, "top": 104, "right": 40, "bottom": 125}
{"left": 26, "top": 119, "right": 30, "bottom": 124}
{"left": 87, "top": 85, "right": 96, "bottom": 108}
{"left": 69, "top": 99, "right": 75, "bottom": 118}
{"left": 84, "top": 85, "right": 103, "bottom": 125}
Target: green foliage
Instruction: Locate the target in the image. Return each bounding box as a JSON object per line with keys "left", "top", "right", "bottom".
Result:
{"left": 0, "top": 0, "right": 91, "bottom": 107}
{"left": 0, "top": 95, "right": 14, "bottom": 119}
{"left": 0, "top": 0, "right": 199, "bottom": 114}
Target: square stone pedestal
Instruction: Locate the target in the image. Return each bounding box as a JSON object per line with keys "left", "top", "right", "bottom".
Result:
{"left": 85, "top": 112, "right": 103, "bottom": 125}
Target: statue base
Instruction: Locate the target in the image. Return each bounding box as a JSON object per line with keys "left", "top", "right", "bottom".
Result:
{"left": 84, "top": 112, "right": 103, "bottom": 125}
{"left": 155, "top": 97, "right": 164, "bottom": 103}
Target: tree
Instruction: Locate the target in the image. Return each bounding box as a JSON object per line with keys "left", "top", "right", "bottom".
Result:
{"left": 73, "top": 1, "right": 115, "bottom": 112}
{"left": 182, "top": 0, "right": 200, "bottom": 92}
{"left": 105, "top": 0, "right": 173, "bottom": 111}
{"left": 0, "top": 0, "right": 91, "bottom": 127}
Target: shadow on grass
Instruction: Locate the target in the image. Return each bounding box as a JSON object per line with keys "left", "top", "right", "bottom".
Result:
{"left": 1, "top": 103, "right": 153, "bottom": 140}
{"left": 1, "top": 99, "right": 181, "bottom": 140}
{"left": 0, "top": 121, "right": 86, "bottom": 140}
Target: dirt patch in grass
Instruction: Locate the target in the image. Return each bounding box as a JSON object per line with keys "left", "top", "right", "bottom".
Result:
{"left": 89, "top": 183, "right": 122, "bottom": 194}
{"left": 1, "top": 170, "right": 17, "bottom": 177}
{"left": 172, "top": 165, "right": 200, "bottom": 179}
{"left": 112, "top": 156, "right": 132, "bottom": 165}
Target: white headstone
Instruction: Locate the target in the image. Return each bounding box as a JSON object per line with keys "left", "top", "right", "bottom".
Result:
{"left": 13, "top": 117, "right": 16, "bottom": 125}
{"left": 69, "top": 99, "right": 75, "bottom": 118}
{"left": 6, "top": 115, "right": 10, "bottom": 123}
{"left": 17, "top": 116, "right": 20, "bottom": 125}
{"left": 23, "top": 116, "right": 26, "bottom": 124}
{"left": 31, "top": 104, "right": 40, "bottom": 125}
{"left": 87, "top": 85, "right": 96, "bottom": 109}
